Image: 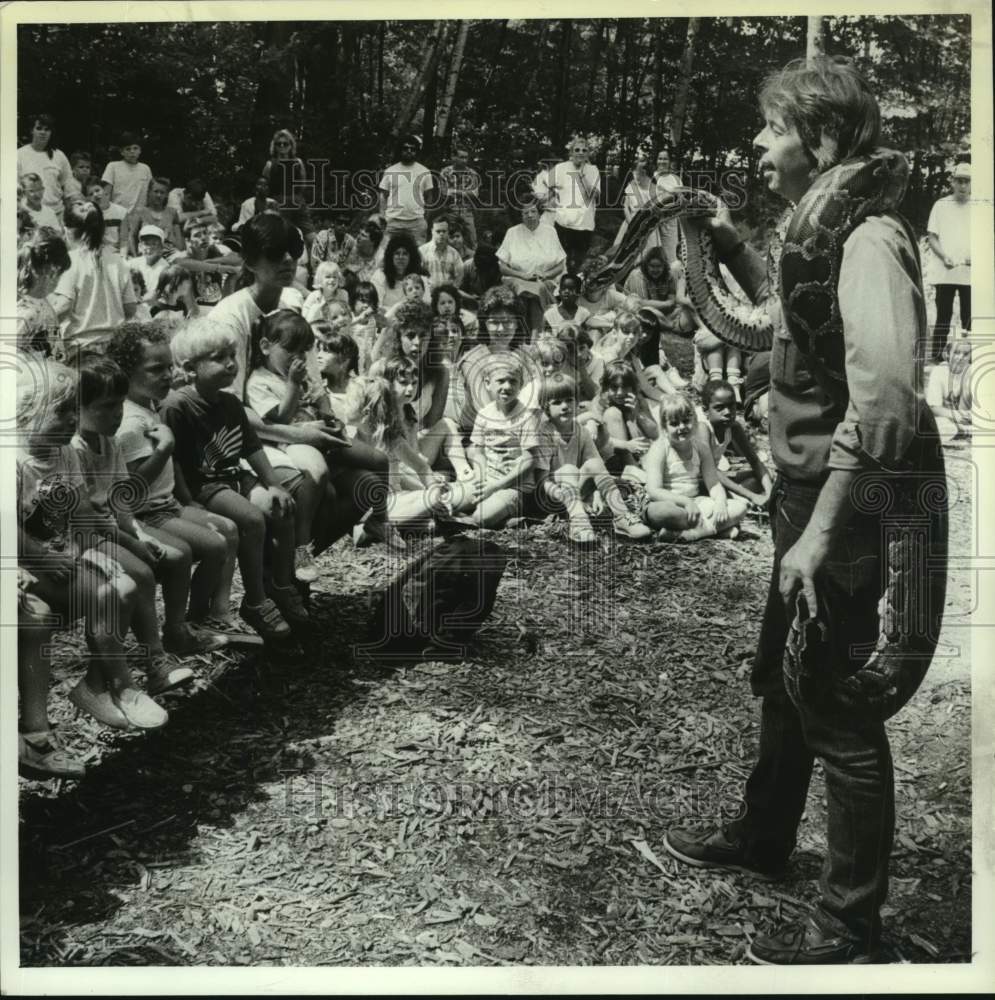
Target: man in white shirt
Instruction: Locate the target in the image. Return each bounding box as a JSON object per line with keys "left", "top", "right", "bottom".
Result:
{"left": 419, "top": 217, "right": 465, "bottom": 289}
{"left": 926, "top": 161, "right": 971, "bottom": 361}
{"left": 378, "top": 135, "right": 434, "bottom": 245}
{"left": 496, "top": 200, "right": 567, "bottom": 331}
{"left": 533, "top": 138, "right": 600, "bottom": 272}
{"left": 654, "top": 149, "right": 683, "bottom": 263}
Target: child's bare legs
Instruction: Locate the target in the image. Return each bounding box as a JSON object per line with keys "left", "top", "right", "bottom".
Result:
{"left": 703, "top": 347, "right": 725, "bottom": 382}
{"left": 726, "top": 347, "right": 743, "bottom": 400}
{"left": 31, "top": 555, "right": 137, "bottom": 696}
{"left": 95, "top": 540, "right": 165, "bottom": 658}
{"left": 205, "top": 489, "right": 268, "bottom": 606}
{"left": 697, "top": 495, "right": 749, "bottom": 535}
{"left": 471, "top": 486, "right": 522, "bottom": 528}
{"left": 645, "top": 498, "right": 696, "bottom": 532}
{"left": 283, "top": 444, "right": 327, "bottom": 548}
{"left": 548, "top": 465, "right": 594, "bottom": 534}
{"left": 247, "top": 483, "right": 296, "bottom": 590}
{"left": 160, "top": 508, "right": 238, "bottom": 621}
{"left": 138, "top": 525, "right": 195, "bottom": 638}
{"left": 420, "top": 417, "right": 473, "bottom": 479}
{"left": 18, "top": 591, "right": 57, "bottom": 735}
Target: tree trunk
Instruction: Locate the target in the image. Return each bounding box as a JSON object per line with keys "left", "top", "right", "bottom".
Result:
{"left": 421, "top": 56, "right": 439, "bottom": 158}
{"left": 653, "top": 20, "right": 663, "bottom": 145}
{"left": 377, "top": 22, "right": 386, "bottom": 106}
{"left": 554, "top": 19, "right": 573, "bottom": 148}
{"left": 393, "top": 20, "right": 448, "bottom": 137}
{"left": 669, "top": 17, "right": 700, "bottom": 158}
{"left": 806, "top": 16, "right": 825, "bottom": 58}
{"left": 435, "top": 20, "right": 470, "bottom": 142}
{"left": 584, "top": 22, "right": 607, "bottom": 130}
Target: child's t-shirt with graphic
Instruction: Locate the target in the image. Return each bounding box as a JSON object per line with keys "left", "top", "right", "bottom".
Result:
{"left": 159, "top": 385, "right": 262, "bottom": 500}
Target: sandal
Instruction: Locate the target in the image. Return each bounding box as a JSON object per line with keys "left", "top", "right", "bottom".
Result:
{"left": 19, "top": 730, "right": 86, "bottom": 780}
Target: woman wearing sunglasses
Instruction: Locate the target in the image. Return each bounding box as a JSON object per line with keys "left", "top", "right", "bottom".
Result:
{"left": 262, "top": 129, "right": 315, "bottom": 245}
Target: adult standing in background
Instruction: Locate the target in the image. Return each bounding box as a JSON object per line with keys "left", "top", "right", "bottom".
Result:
{"left": 262, "top": 129, "right": 306, "bottom": 213}
{"left": 17, "top": 114, "right": 73, "bottom": 223}
{"left": 439, "top": 144, "right": 481, "bottom": 250}
{"left": 926, "top": 161, "right": 971, "bottom": 361}
{"left": 609, "top": 150, "right": 663, "bottom": 260}
{"left": 534, "top": 138, "right": 600, "bottom": 273}
{"left": 378, "top": 135, "right": 434, "bottom": 246}
{"left": 262, "top": 129, "right": 314, "bottom": 243}
{"left": 654, "top": 148, "right": 683, "bottom": 263}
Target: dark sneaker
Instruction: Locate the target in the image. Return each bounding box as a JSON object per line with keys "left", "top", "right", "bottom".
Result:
{"left": 747, "top": 915, "right": 879, "bottom": 965}
{"left": 194, "top": 615, "right": 265, "bottom": 648}
{"left": 663, "top": 826, "right": 785, "bottom": 881}
{"left": 268, "top": 584, "right": 314, "bottom": 633}
{"left": 239, "top": 598, "right": 292, "bottom": 641}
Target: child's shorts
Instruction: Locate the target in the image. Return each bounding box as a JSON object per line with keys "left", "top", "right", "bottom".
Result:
{"left": 197, "top": 468, "right": 306, "bottom": 506}
{"left": 135, "top": 496, "right": 183, "bottom": 527}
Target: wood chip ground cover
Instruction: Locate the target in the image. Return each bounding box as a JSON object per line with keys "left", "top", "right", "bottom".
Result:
{"left": 19, "top": 424, "right": 973, "bottom": 967}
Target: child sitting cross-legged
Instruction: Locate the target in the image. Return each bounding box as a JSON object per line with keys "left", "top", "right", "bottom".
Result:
{"left": 536, "top": 375, "right": 651, "bottom": 543}
{"left": 160, "top": 320, "right": 309, "bottom": 639}
{"left": 464, "top": 355, "right": 545, "bottom": 528}
{"left": 17, "top": 359, "right": 167, "bottom": 742}
{"left": 642, "top": 393, "right": 748, "bottom": 542}
{"left": 597, "top": 360, "right": 659, "bottom": 477}
{"left": 698, "top": 379, "right": 773, "bottom": 509}
{"left": 107, "top": 322, "right": 246, "bottom": 640}
{"left": 356, "top": 358, "right": 475, "bottom": 534}
{"left": 72, "top": 357, "right": 215, "bottom": 697}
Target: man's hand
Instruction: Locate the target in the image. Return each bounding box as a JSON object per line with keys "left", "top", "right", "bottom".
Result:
{"left": 145, "top": 424, "right": 175, "bottom": 454}
{"left": 779, "top": 531, "right": 830, "bottom": 621}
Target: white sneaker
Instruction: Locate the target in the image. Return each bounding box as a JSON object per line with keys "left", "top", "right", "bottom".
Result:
{"left": 294, "top": 543, "right": 320, "bottom": 582}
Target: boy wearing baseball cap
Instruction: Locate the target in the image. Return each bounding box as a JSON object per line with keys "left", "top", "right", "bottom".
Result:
{"left": 129, "top": 225, "right": 169, "bottom": 303}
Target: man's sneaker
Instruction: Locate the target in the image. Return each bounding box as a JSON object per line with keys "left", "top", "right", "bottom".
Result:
{"left": 239, "top": 598, "right": 292, "bottom": 642}
{"left": 267, "top": 585, "right": 313, "bottom": 633}
{"left": 19, "top": 730, "right": 87, "bottom": 781}
{"left": 613, "top": 511, "right": 653, "bottom": 541}
{"left": 294, "top": 543, "right": 320, "bottom": 582}
{"left": 114, "top": 686, "right": 170, "bottom": 730}
{"left": 663, "top": 826, "right": 785, "bottom": 881}
{"left": 746, "top": 914, "right": 879, "bottom": 965}
{"left": 193, "top": 615, "right": 265, "bottom": 647}
{"left": 162, "top": 622, "right": 228, "bottom": 656}
{"left": 146, "top": 653, "right": 195, "bottom": 696}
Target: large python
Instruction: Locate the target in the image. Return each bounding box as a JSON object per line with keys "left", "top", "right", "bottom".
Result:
{"left": 587, "top": 150, "right": 946, "bottom": 721}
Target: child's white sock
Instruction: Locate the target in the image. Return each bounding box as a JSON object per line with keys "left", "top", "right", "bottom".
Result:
{"left": 708, "top": 367, "right": 724, "bottom": 382}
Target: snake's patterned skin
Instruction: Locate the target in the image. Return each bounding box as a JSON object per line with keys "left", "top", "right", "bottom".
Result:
{"left": 588, "top": 151, "right": 941, "bottom": 721}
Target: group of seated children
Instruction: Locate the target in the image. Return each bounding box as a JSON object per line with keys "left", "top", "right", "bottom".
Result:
{"left": 16, "top": 197, "right": 773, "bottom": 782}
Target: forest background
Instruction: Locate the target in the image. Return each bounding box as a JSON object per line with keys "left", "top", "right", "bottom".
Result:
{"left": 18, "top": 15, "right": 971, "bottom": 237}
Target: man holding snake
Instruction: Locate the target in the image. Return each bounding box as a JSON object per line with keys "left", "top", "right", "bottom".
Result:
{"left": 656, "top": 57, "right": 949, "bottom": 965}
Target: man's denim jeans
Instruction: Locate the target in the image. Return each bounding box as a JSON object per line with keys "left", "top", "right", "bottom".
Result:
{"left": 725, "top": 459, "right": 947, "bottom": 946}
